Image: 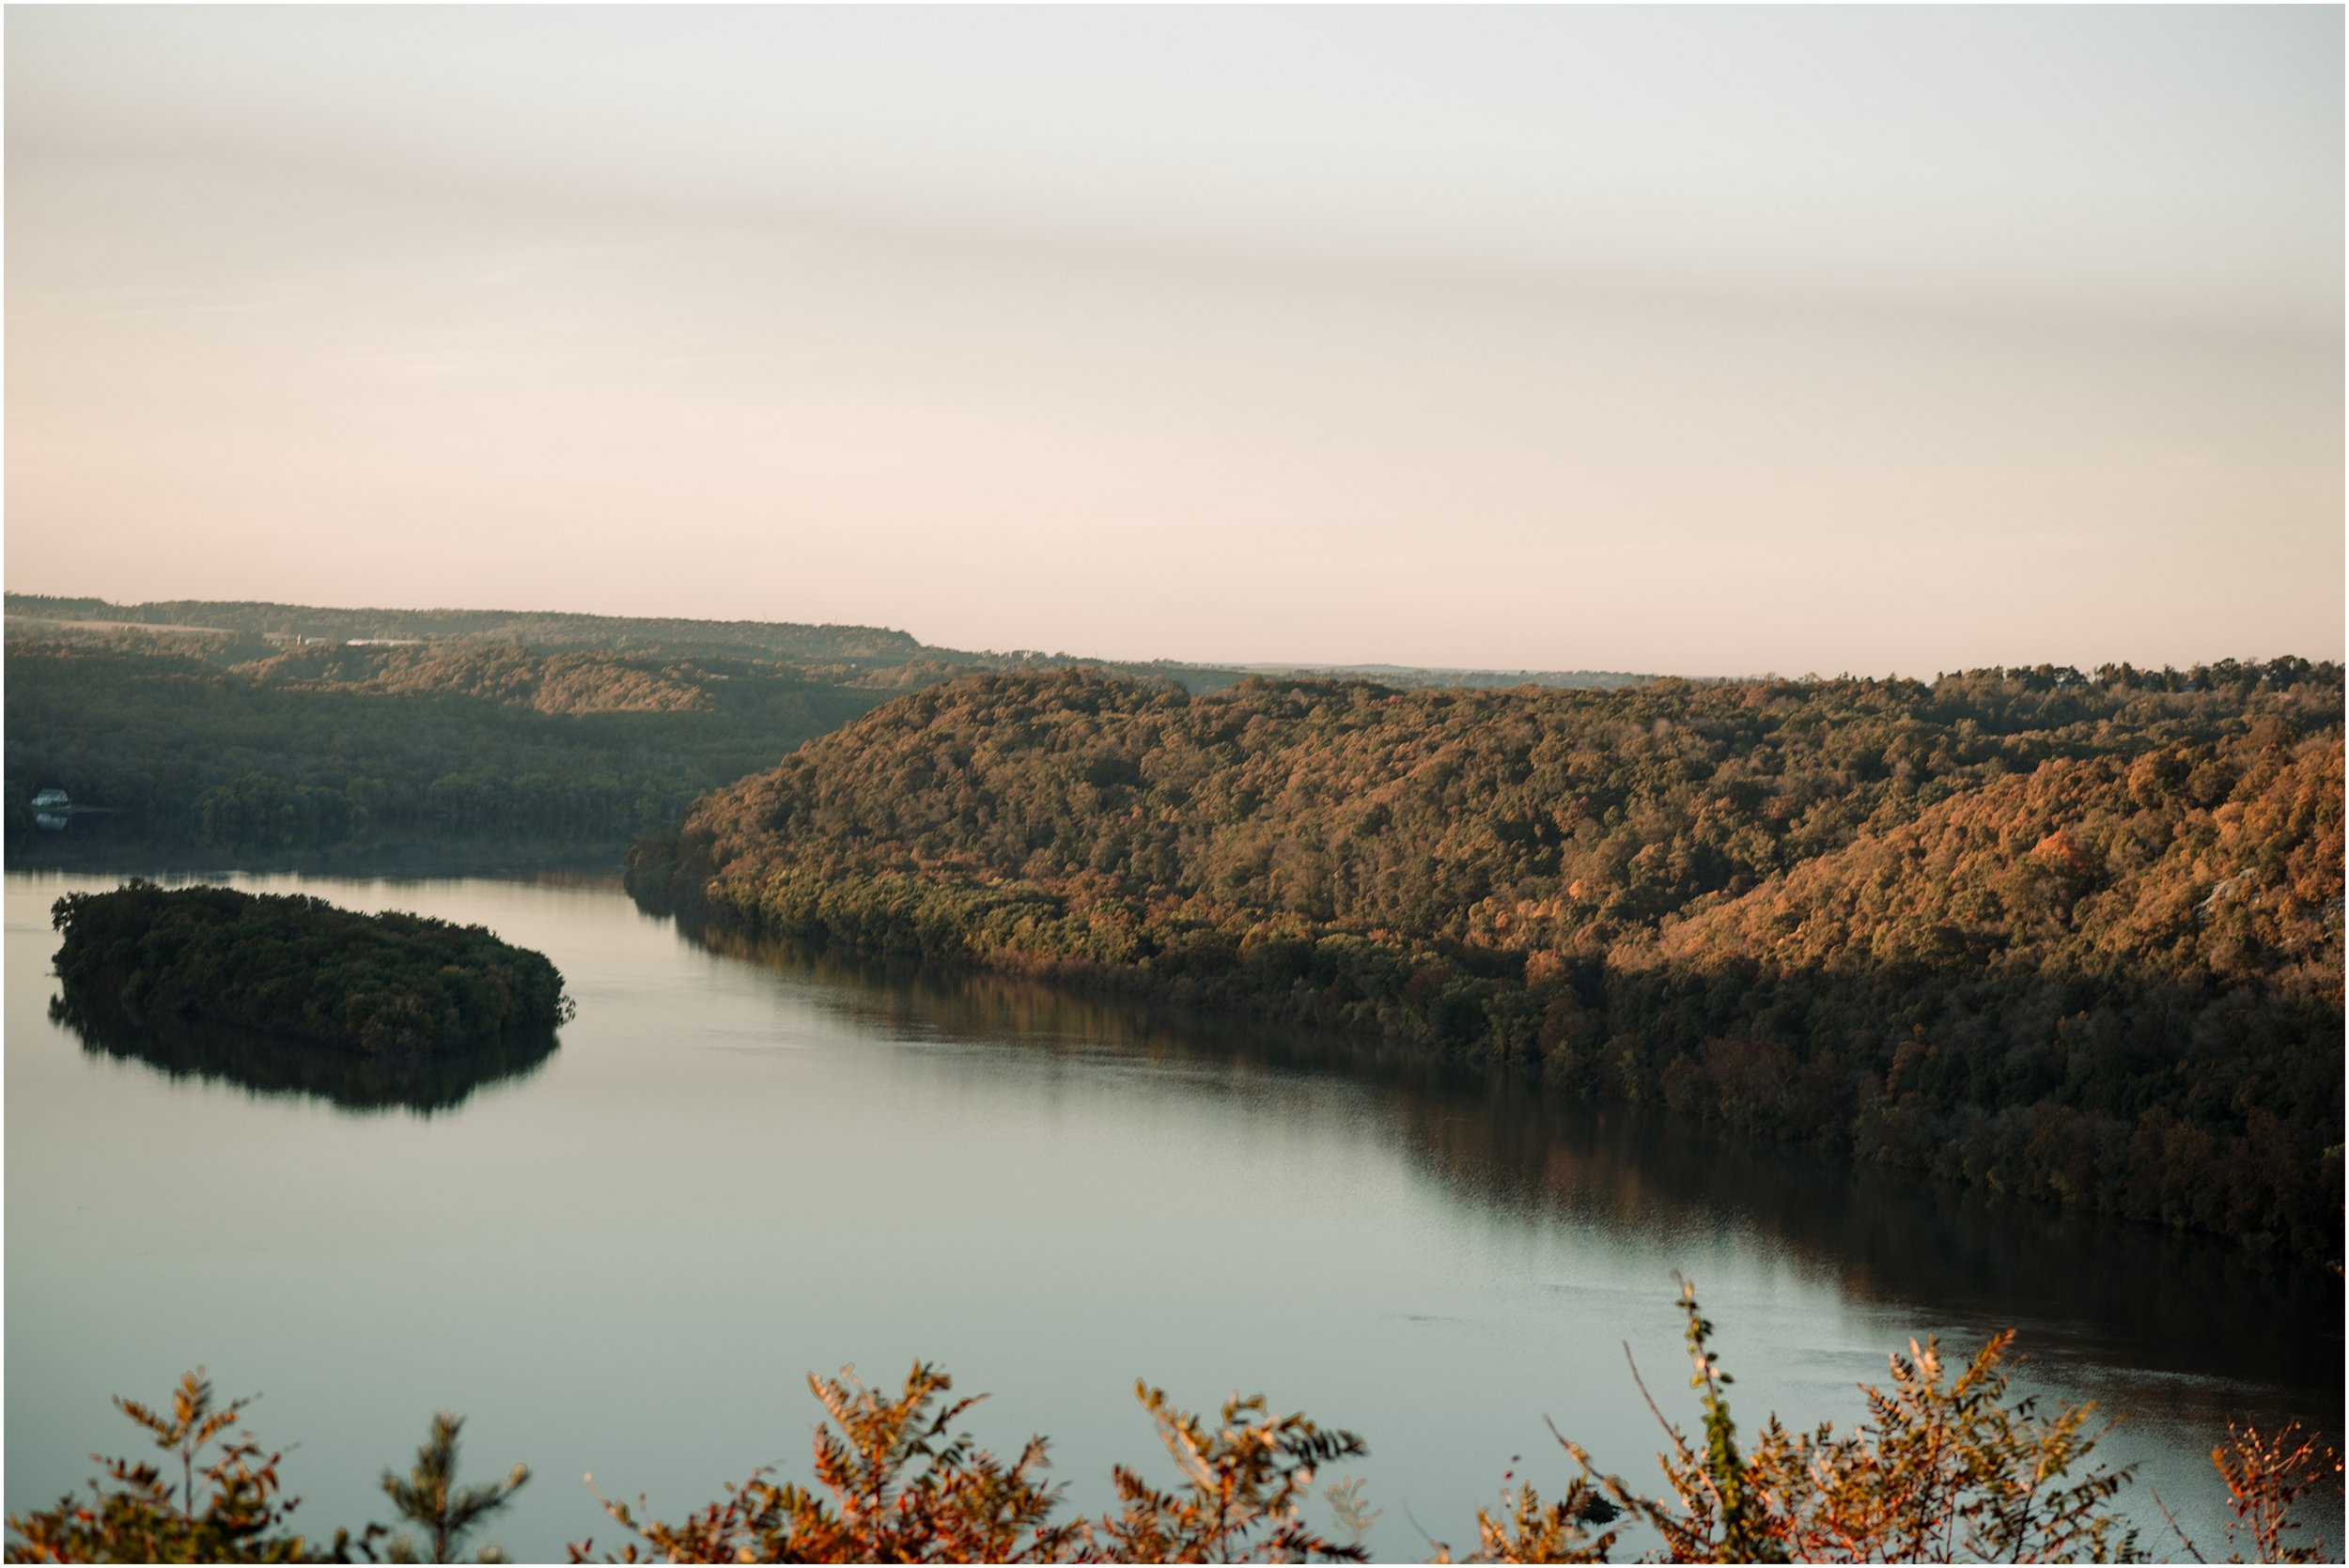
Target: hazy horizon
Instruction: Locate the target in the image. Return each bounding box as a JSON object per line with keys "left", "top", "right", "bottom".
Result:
{"left": 4, "top": 580, "right": 2336, "bottom": 684}
{"left": 8, "top": 7, "right": 2342, "bottom": 675}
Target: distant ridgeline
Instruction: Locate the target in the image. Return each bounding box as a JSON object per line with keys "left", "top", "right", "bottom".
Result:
{"left": 1, "top": 592, "right": 1658, "bottom": 690}
{"left": 51, "top": 882, "right": 571, "bottom": 1085}
{"left": 2, "top": 593, "right": 931, "bottom": 665}
{"left": 1, "top": 595, "right": 1655, "bottom": 860}
{"left": 628, "top": 661, "right": 2346, "bottom": 1262}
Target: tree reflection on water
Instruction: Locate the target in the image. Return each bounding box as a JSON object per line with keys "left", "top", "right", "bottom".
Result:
{"left": 690, "top": 924, "right": 2342, "bottom": 1414}
{"left": 49, "top": 989, "right": 560, "bottom": 1115}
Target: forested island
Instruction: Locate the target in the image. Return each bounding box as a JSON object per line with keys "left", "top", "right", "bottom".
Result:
{"left": 628, "top": 660, "right": 2345, "bottom": 1262}
{"left": 50, "top": 881, "right": 572, "bottom": 1057}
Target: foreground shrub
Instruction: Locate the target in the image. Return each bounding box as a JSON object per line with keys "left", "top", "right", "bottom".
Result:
{"left": 2, "top": 1372, "right": 305, "bottom": 1565}
{"left": 6, "top": 1379, "right": 529, "bottom": 1565}
{"left": 1471, "top": 1282, "right": 2143, "bottom": 1562}
{"left": 573, "top": 1362, "right": 1084, "bottom": 1564}
{"left": 571, "top": 1364, "right": 1366, "bottom": 1564}
{"left": 2156, "top": 1421, "right": 2346, "bottom": 1566}
{"left": 8, "top": 1288, "right": 2339, "bottom": 1562}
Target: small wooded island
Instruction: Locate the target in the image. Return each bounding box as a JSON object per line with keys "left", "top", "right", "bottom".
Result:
{"left": 51, "top": 881, "right": 573, "bottom": 1054}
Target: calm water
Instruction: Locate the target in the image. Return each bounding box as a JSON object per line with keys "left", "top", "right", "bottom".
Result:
{"left": 8, "top": 869, "right": 2341, "bottom": 1560}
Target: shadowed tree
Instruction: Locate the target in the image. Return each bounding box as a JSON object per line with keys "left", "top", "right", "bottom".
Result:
{"left": 380, "top": 1413, "right": 529, "bottom": 1564}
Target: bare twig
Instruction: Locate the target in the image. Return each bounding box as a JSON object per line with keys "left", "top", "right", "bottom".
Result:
{"left": 2147, "top": 1485, "right": 2207, "bottom": 1563}
{"left": 1621, "top": 1341, "right": 1674, "bottom": 1442}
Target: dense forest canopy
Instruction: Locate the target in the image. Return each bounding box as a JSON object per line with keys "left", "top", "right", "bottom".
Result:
{"left": 630, "top": 660, "right": 2345, "bottom": 1261}
{"left": 50, "top": 880, "right": 572, "bottom": 1056}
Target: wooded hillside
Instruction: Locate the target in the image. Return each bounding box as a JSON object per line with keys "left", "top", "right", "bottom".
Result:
{"left": 3, "top": 642, "right": 888, "bottom": 853}
{"left": 630, "top": 660, "right": 2344, "bottom": 1259}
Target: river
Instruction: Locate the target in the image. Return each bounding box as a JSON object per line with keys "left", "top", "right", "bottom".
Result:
{"left": 7, "top": 868, "right": 2340, "bottom": 1560}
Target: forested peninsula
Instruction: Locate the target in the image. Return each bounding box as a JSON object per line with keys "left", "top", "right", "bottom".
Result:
{"left": 50, "top": 881, "right": 572, "bottom": 1056}
{"left": 628, "top": 660, "right": 2345, "bottom": 1262}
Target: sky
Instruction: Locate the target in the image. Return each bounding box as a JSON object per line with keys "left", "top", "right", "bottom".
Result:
{"left": 6, "top": 6, "right": 2341, "bottom": 675}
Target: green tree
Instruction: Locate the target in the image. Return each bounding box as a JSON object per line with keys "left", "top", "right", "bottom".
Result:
{"left": 378, "top": 1412, "right": 529, "bottom": 1564}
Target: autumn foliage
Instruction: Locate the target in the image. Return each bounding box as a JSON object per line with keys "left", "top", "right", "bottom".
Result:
{"left": 10, "top": 1288, "right": 2339, "bottom": 1563}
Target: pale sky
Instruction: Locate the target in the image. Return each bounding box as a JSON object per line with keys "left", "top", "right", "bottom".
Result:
{"left": 7, "top": 6, "right": 2341, "bottom": 675}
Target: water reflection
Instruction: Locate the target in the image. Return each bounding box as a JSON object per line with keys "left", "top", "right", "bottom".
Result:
{"left": 692, "top": 925, "right": 2344, "bottom": 1406}
{"left": 48, "top": 989, "right": 560, "bottom": 1115}
{"left": 9, "top": 874, "right": 2338, "bottom": 1558}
